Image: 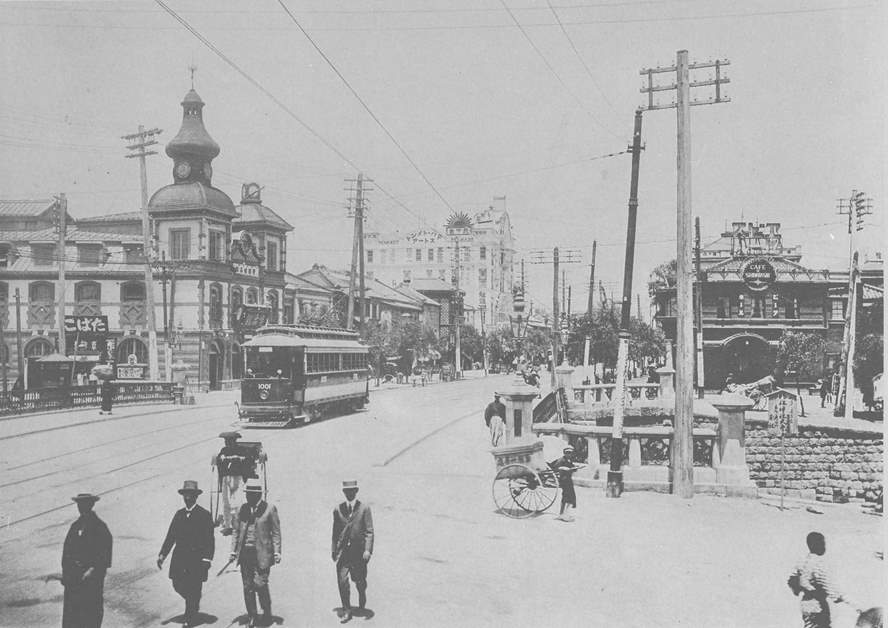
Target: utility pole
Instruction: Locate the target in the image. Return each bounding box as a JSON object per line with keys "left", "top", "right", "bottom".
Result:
{"left": 529, "top": 247, "right": 581, "bottom": 386}
{"left": 640, "top": 51, "right": 730, "bottom": 499}
{"left": 567, "top": 285, "right": 572, "bottom": 321}
{"left": 345, "top": 174, "right": 372, "bottom": 329}
{"left": 452, "top": 236, "right": 463, "bottom": 377}
{"left": 14, "top": 288, "right": 23, "bottom": 385}
{"left": 836, "top": 190, "right": 872, "bottom": 418}
{"left": 695, "top": 216, "right": 705, "bottom": 399}
{"left": 123, "top": 125, "right": 162, "bottom": 380}
{"left": 54, "top": 194, "right": 67, "bottom": 357}
{"left": 587, "top": 240, "right": 597, "bottom": 314}
{"left": 607, "top": 108, "right": 644, "bottom": 498}
{"left": 637, "top": 294, "right": 642, "bottom": 320}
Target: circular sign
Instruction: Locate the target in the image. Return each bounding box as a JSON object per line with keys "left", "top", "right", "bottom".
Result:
{"left": 741, "top": 258, "right": 777, "bottom": 292}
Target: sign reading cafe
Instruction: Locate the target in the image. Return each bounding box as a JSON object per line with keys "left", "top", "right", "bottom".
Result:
{"left": 741, "top": 257, "right": 776, "bottom": 292}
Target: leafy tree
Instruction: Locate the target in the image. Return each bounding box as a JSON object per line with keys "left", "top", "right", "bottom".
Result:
{"left": 648, "top": 259, "right": 677, "bottom": 296}
{"left": 359, "top": 317, "right": 439, "bottom": 374}
{"left": 776, "top": 331, "right": 825, "bottom": 416}
{"left": 565, "top": 308, "right": 665, "bottom": 369}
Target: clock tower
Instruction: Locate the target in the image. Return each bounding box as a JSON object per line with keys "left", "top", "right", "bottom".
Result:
{"left": 165, "top": 89, "right": 220, "bottom": 186}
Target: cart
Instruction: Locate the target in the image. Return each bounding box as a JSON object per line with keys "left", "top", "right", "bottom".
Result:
{"left": 491, "top": 440, "right": 560, "bottom": 518}
{"left": 210, "top": 440, "right": 268, "bottom": 530}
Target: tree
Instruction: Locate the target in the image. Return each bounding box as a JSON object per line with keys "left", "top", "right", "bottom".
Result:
{"left": 648, "top": 259, "right": 677, "bottom": 296}
{"left": 566, "top": 308, "right": 665, "bottom": 369}
{"left": 359, "top": 317, "right": 439, "bottom": 375}
{"left": 776, "top": 331, "right": 825, "bottom": 417}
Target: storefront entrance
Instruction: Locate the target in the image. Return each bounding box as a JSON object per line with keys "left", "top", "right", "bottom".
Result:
{"left": 208, "top": 340, "right": 223, "bottom": 390}
{"left": 723, "top": 335, "right": 772, "bottom": 384}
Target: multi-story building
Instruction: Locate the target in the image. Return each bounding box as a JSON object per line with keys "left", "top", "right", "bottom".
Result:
{"left": 652, "top": 221, "right": 883, "bottom": 388}
{"left": 363, "top": 208, "right": 515, "bottom": 331}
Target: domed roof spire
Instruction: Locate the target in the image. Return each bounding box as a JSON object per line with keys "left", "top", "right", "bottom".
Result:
{"left": 165, "top": 81, "right": 220, "bottom": 185}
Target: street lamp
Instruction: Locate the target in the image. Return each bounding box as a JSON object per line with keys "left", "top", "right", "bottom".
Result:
{"left": 509, "top": 288, "right": 528, "bottom": 367}
{"left": 559, "top": 314, "right": 570, "bottom": 365}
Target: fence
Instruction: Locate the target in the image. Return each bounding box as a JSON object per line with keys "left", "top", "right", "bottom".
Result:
{"left": 0, "top": 382, "right": 174, "bottom": 416}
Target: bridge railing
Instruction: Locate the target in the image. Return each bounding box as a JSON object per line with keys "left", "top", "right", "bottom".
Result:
{"left": 571, "top": 383, "right": 662, "bottom": 406}
{"left": 0, "top": 382, "right": 174, "bottom": 416}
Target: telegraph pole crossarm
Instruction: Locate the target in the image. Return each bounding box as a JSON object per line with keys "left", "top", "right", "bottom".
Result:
{"left": 639, "top": 51, "right": 731, "bottom": 499}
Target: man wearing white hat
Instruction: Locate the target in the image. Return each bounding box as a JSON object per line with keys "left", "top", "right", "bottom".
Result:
{"left": 157, "top": 480, "right": 215, "bottom": 628}
{"left": 229, "top": 478, "right": 281, "bottom": 628}
{"left": 332, "top": 480, "right": 374, "bottom": 623}
{"left": 61, "top": 493, "right": 112, "bottom": 628}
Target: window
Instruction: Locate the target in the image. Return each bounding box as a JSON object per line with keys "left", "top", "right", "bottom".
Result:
{"left": 480, "top": 246, "right": 487, "bottom": 260}
{"left": 246, "top": 288, "right": 258, "bottom": 305}
{"left": 500, "top": 251, "right": 505, "bottom": 265}
{"left": 78, "top": 245, "right": 101, "bottom": 266}
{"left": 266, "top": 241, "right": 278, "bottom": 271}
{"left": 267, "top": 290, "right": 279, "bottom": 324}
{"left": 209, "top": 284, "right": 223, "bottom": 326}
{"left": 75, "top": 282, "right": 100, "bottom": 302}
{"left": 30, "top": 281, "right": 54, "bottom": 302}
{"left": 33, "top": 244, "right": 55, "bottom": 266}
{"left": 25, "top": 338, "right": 53, "bottom": 357}
{"left": 306, "top": 352, "right": 342, "bottom": 373}
{"left": 830, "top": 299, "right": 845, "bottom": 321}
{"left": 479, "top": 268, "right": 487, "bottom": 282}
{"left": 124, "top": 246, "right": 144, "bottom": 264}
{"left": 116, "top": 337, "right": 148, "bottom": 364}
{"left": 121, "top": 282, "right": 145, "bottom": 301}
{"left": 428, "top": 248, "right": 434, "bottom": 262}
{"left": 717, "top": 296, "right": 730, "bottom": 319}
{"left": 208, "top": 230, "right": 224, "bottom": 261}
{"left": 283, "top": 298, "right": 294, "bottom": 324}
{"left": 752, "top": 296, "right": 765, "bottom": 318}
{"left": 415, "top": 248, "right": 422, "bottom": 261}
{"left": 170, "top": 228, "right": 190, "bottom": 260}
{"left": 366, "top": 250, "right": 374, "bottom": 263}
{"left": 231, "top": 287, "right": 243, "bottom": 326}
{"left": 405, "top": 248, "right": 412, "bottom": 261}
{"left": 437, "top": 247, "right": 444, "bottom": 262}
{"left": 462, "top": 248, "right": 470, "bottom": 262}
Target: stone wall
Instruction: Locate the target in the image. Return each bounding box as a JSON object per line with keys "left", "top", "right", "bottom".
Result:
{"left": 745, "top": 420, "right": 883, "bottom": 503}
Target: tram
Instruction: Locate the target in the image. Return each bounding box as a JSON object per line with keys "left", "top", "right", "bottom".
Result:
{"left": 237, "top": 325, "right": 370, "bottom": 428}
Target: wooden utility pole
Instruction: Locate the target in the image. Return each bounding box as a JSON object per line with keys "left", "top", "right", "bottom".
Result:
{"left": 453, "top": 236, "right": 462, "bottom": 377}
{"left": 529, "top": 247, "right": 581, "bottom": 385}
{"left": 607, "top": 109, "right": 644, "bottom": 498}
{"left": 695, "top": 216, "right": 705, "bottom": 398}
{"left": 123, "top": 125, "right": 162, "bottom": 380}
{"left": 14, "top": 288, "right": 23, "bottom": 383}
{"left": 842, "top": 252, "right": 859, "bottom": 420}
{"left": 357, "top": 176, "right": 366, "bottom": 329}
{"left": 640, "top": 51, "right": 730, "bottom": 499}
{"left": 55, "top": 194, "right": 67, "bottom": 357}
{"left": 345, "top": 174, "right": 371, "bottom": 330}
{"left": 587, "top": 241, "right": 596, "bottom": 314}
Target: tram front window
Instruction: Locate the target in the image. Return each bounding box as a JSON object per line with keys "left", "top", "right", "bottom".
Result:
{"left": 245, "top": 347, "right": 297, "bottom": 379}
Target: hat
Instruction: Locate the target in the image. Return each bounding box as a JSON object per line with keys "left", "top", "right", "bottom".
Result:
{"left": 177, "top": 480, "right": 203, "bottom": 495}
{"left": 342, "top": 480, "right": 359, "bottom": 490}
{"left": 245, "top": 479, "right": 263, "bottom": 493}
{"left": 219, "top": 431, "right": 241, "bottom": 440}
{"left": 72, "top": 493, "right": 100, "bottom": 503}
{"left": 563, "top": 446, "right": 574, "bottom": 453}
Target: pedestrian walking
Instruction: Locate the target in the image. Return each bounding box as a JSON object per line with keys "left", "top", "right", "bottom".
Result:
{"left": 332, "top": 480, "right": 374, "bottom": 624}
{"left": 550, "top": 446, "right": 585, "bottom": 522}
{"left": 157, "top": 481, "right": 214, "bottom": 628}
{"left": 99, "top": 379, "right": 114, "bottom": 415}
{"left": 484, "top": 394, "right": 505, "bottom": 428}
{"left": 61, "top": 493, "right": 112, "bottom": 628}
{"left": 787, "top": 531, "right": 852, "bottom": 628}
{"left": 229, "top": 479, "right": 281, "bottom": 628}
{"left": 820, "top": 376, "right": 831, "bottom": 408}
{"left": 212, "top": 431, "right": 253, "bottom": 535}
{"left": 489, "top": 412, "right": 505, "bottom": 447}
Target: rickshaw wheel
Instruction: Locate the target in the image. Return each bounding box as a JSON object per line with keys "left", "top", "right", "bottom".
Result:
{"left": 493, "top": 463, "right": 548, "bottom": 518}
{"left": 514, "top": 467, "right": 559, "bottom": 513}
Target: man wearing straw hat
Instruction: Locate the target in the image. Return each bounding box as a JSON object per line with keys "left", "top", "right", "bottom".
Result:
{"left": 61, "top": 492, "right": 112, "bottom": 628}
{"left": 157, "top": 480, "right": 215, "bottom": 628}
{"left": 229, "top": 478, "right": 281, "bottom": 627}
{"left": 332, "top": 480, "right": 374, "bottom": 623}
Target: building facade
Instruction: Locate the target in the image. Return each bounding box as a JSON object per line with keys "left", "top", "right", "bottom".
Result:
{"left": 653, "top": 221, "right": 883, "bottom": 388}
{"left": 363, "top": 208, "right": 515, "bottom": 330}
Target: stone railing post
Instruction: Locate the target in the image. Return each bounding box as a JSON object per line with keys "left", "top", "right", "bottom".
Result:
{"left": 656, "top": 365, "right": 675, "bottom": 400}
{"left": 497, "top": 376, "right": 540, "bottom": 446}
{"left": 711, "top": 393, "right": 757, "bottom": 497}
{"left": 555, "top": 362, "right": 574, "bottom": 392}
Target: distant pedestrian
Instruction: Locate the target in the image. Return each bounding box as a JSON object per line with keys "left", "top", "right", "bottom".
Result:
{"left": 787, "top": 531, "right": 849, "bottom": 628}
{"left": 99, "top": 379, "right": 114, "bottom": 415}
{"left": 484, "top": 394, "right": 505, "bottom": 428}
{"left": 229, "top": 479, "right": 281, "bottom": 628}
{"left": 62, "top": 493, "right": 112, "bottom": 628}
{"left": 157, "top": 481, "right": 214, "bottom": 628}
{"left": 550, "top": 446, "right": 585, "bottom": 522}
{"left": 332, "top": 480, "right": 374, "bottom": 624}
{"left": 820, "top": 377, "right": 831, "bottom": 408}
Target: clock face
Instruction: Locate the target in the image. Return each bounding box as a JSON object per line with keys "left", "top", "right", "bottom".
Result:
{"left": 175, "top": 162, "right": 191, "bottom": 179}
{"left": 203, "top": 163, "right": 213, "bottom": 179}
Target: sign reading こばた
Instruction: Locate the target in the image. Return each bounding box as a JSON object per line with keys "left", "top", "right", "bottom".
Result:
{"left": 741, "top": 258, "right": 776, "bottom": 292}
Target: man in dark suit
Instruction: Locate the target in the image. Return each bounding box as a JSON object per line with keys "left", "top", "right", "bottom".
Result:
{"left": 157, "top": 480, "right": 214, "bottom": 628}
{"left": 332, "top": 480, "right": 374, "bottom": 624}
{"left": 229, "top": 478, "right": 281, "bottom": 628}
{"left": 61, "top": 492, "right": 112, "bottom": 628}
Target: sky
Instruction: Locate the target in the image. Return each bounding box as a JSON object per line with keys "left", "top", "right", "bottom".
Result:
{"left": 1, "top": 0, "right": 884, "bottom": 316}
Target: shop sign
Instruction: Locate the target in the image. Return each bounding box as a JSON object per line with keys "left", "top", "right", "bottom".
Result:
{"left": 233, "top": 263, "right": 260, "bottom": 277}
{"left": 117, "top": 365, "right": 145, "bottom": 379}
{"left": 64, "top": 315, "right": 108, "bottom": 355}
{"left": 741, "top": 258, "right": 776, "bottom": 292}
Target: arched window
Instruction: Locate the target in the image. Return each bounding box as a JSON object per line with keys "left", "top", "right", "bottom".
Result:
{"left": 209, "top": 283, "right": 223, "bottom": 328}
{"left": 230, "top": 287, "right": 243, "bottom": 327}
{"left": 267, "top": 290, "right": 279, "bottom": 324}
{"left": 29, "top": 281, "right": 54, "bottom": 302}
{"left": 0, "top": 344, "right": 9, "bottom": 364}
{"left": 116, "top": 337, "right": 148, "bottom": 364}
{"left": 75, "top": 281, "right": 101, "bottom": 302}
{"left": 121, "top": 281, "right": 145, "bottom": 301}
{"left": 246, "top": 288, "right": 258, "bottom": 305}
{"left": 25, "top": 337, "right": 53, "bottom": 357}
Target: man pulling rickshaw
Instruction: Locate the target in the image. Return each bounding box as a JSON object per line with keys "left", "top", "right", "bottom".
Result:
{"left": 211, "top": 432, "right": 267, "bottom": 536}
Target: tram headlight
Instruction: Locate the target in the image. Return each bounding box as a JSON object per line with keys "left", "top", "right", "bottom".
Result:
{"left": 258, "top": 389, "right": 269, "bottom": 401}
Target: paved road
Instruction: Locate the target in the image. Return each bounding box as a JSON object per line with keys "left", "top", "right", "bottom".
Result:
{"left": 0, "top": 377, "right": 882, "bottom": 627}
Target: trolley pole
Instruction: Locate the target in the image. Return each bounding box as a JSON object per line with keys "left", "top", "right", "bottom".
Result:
{"left": 608, "top": 109, "right": 644, "bottom": 498}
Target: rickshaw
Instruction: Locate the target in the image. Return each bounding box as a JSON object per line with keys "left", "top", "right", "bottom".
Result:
{"left": 491, "top": 440, "right": 561, "bottom": 518}
{"left": 210, "top": 440, "right": 268, "bottom": 531}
